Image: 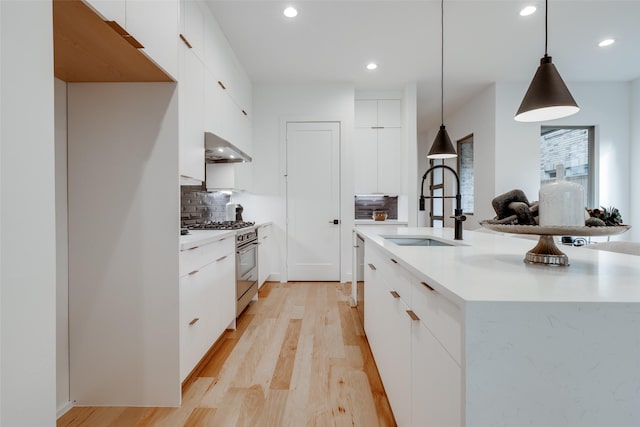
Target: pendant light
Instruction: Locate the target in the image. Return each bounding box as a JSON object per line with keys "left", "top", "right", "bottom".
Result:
{"left": 515, "top": 0, "right": 579, "bottom": 122}
{"left": 427, "top": 0, "right": 457, "bottom": 159}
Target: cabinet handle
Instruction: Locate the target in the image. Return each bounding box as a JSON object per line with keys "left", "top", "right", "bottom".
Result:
{"left": 421, "top": 281, "right": 436, "bottom": 292}
{"left": 218, "top": 81, "right": 227, "bottom": 90}
{"left": 106, "top": 21, "right": 144, "bottom": 48}
{"left": 368, "top": 263, "right": 376, "bottom": 270}
{"left": 371, "top": 126, "right": 385, "bottom": 129}
{"left": 390, "top": 258, "right": 398, "bottom": 264}
{"left": 216, "top": 255, "right": 227, "bottom": 262}
{"left": 406, "top": 310, "right": 420, "bottom": 321}
{"left": 179, "top": 33, "right": 193, "bottom": 48}
{"left": 263, "top": 235, "right": 269, "bottom": 240}
{"left": 188, "top": 317, "right": 200, "bottom": 326}
{"left": 242, "top": 110, "right": 248, "bottom": 116}
{"left": 188, "top": 246, "right": 199, "bottom": 251}
{"left": 390, "top": 290, "right": 400, "bottom": 299}
{"left": 188, "top": 270, "right": 199, "bottom": 276}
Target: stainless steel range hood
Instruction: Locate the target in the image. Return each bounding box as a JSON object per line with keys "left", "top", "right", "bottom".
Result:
{"left": 205, "top": 132, "right": 252, "bottom": 164}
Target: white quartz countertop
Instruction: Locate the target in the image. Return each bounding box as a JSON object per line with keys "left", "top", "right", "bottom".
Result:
{"left": 179, "top": 230, "right": 236, "bottom": 251}
{"left": 355, "top": 226, "right": 640, "bottom": 304}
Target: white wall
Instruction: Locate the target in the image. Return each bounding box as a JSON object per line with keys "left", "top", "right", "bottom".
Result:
{"left": 631, "top": 78, "right": 640, "bottom": 242}
{"left": 1, "top": 1, "right": 57, "bottom": 425}
{"left": 54, "top": 78, "right": 71, "bottom": 416}
{"left": 250, "top": 83, "right": 355, "bottom": 283}
{"left": 404, "top": 83, "right": 419, "bottom": 226}
{"left": 67, "top": 83, "right": 181, "bottom": 406}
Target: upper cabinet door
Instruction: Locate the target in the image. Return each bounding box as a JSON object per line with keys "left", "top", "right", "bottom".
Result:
{"left": 377, "top": 100, "right": 402, "bottom": 128}
{"left": 179, "top": 44, "right": 205, "bottom": 182}
{"left": 180, "top": 0, "right": 204, "bottom": 57}
{"left": 84, "top": 0, "right": 126, "bottom": 23}
{"left": 127, "top": 0, "right": 179, "bottom": 79}
{"left": 354, "top": 100, "right": 378, "bottom": 128}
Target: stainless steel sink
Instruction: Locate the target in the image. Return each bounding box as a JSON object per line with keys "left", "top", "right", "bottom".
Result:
{"left": 383, "top": 237, "right": 453, "bottom": 247}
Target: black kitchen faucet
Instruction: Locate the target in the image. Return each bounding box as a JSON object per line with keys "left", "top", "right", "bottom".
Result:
{"left": 419, "top": 164, "right": 466, "bottom": 240}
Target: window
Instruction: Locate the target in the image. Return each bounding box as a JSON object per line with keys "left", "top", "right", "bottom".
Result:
{"left": 429, "top": 158, "right": 444, "bottom": 227}
{"left": 457, "top": 134, "right": 474, "bottom": 214}
{"left": 540, "top": 126, "right": 595, "bottom": 207}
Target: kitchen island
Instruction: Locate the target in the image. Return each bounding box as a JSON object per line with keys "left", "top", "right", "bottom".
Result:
{"left": 356, "top": 226, "right": 640, "bottom": 427}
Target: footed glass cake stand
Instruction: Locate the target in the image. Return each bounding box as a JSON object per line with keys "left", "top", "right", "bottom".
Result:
{"left": 479, "top": 221, "right": 632, "bottom": 266}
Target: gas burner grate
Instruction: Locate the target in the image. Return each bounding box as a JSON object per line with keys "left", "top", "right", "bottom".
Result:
{"left": 188, "top": 221, "right": 255, "bottom": 230}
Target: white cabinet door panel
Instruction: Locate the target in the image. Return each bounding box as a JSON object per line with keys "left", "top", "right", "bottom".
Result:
{"left": 377, "top": 99, "right": 402, "bottom": 128}
{"left": 84, "top": 0, "right": 125, "bottom": 22}
{"left": 179, "top": 45, "right": 204, "bottom": 181}
{"left": 355, "top": 100, "right": 377, "bottom": 128}
{"left": 126, "top": 0, "right": 178, "bottom": 79}
{"left": 377, "top": 127, "right": 402, "bottom": 195}
{"left": 412, "top": 319, "right": 462, "bottom": 427}
{"left": 181, "top": 0, "right": 204, "bottom": 57}
{"left": 354, "top": 128, "right": 378, "bottom": 194}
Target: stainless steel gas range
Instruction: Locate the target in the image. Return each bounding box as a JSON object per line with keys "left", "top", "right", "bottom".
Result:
{"left": 187, "top": 221, "right": 258, "bottom": 317}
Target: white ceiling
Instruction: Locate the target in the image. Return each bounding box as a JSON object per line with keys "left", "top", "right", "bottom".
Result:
{"left": 205, "top": 0, "right": 640, "bottom": 132}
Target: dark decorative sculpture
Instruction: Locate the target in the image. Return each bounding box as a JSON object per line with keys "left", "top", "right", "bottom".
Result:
{"left": 487, "top": 189, "right": 539, "bottom": 225}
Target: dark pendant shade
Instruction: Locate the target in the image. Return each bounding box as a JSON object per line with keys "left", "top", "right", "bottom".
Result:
{"left": 515, "top": 55, "right": 579, "bottom": 122}
{"left": 427, "top": 125, "right": 457, "bottom": 159}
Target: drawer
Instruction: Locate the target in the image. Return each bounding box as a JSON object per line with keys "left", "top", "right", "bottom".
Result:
{"left": 179, "top": 252, "right": 235, "bottom": 381}
{"left": 410, "top": 275, "right": 462, "bottom": 365}
{"left": 368, "top": 245, "right": 412, "bottom": 304}
{"left": 180, "top": 236, "right": 234, "bottom": 277}
{"left": 258, "top": 224, "right": 272, "bottom": 239}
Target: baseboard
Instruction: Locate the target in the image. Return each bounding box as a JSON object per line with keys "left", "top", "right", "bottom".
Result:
{"left": 57, "top": 401, "right": 73, "bottom": 419}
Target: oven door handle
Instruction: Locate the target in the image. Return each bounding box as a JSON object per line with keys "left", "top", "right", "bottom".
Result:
{"left": 237, "top": 242, "right": 259, "bottom": 255}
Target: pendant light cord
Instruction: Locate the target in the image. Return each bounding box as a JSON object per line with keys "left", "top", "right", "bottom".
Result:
{"left": 544, "top": 0, "right": 548, "bottom": 56}
{"left": 440, "top": 0, "right": 444, "bottom": 126}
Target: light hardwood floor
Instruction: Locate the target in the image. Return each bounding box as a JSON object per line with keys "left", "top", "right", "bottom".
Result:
{"left": 58, "top": 282, "right": 396, "bottom": 427}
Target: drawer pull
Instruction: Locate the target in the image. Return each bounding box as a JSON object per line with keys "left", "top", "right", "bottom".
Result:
{"left": 188, "top": 270, "right": 199, "bottom": 276}
{"left": 263, "top": 235, "right": 269, "bottom": 239}
{"left": 406, "top": 310, "right": 420, "bottom": 321}
{"left": 218, "top": 81, "right": 227, "bottom": 90}
{"left": 390, "top": 290, "right": 400, "bottom": 299}
{"left": 390, "top": 258, "right": 398, "bottom": 264}
{"left": 421, "top": 281, "right": 435, "bottom": 292}
{"left": 188, "top": 246, "right": 199, "bottom": 251}
{"left": 368, "top": 263, "right": 376, "bottom": 271}
{"left": 188, "top": 317, "right": 200, "bottom": 326}
{"left": 242, "top": 110, "right": 248, "bottom": 116}
{"left": 216, "top": 255, "right": 227, "bottom": 262}
{"left": 179, "top": 33, "right": 193, "bottom": 48}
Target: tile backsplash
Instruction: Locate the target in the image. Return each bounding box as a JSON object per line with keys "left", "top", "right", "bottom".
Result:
{"left": 181, "top": 185, "right": 230, "bottom": 226}
{"left": 354, "top": 195, "right": 398, "bottom": 220}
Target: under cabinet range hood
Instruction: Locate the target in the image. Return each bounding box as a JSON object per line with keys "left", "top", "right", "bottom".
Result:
{"left": 205, "top": 132, "right": 252, "bottom": 164}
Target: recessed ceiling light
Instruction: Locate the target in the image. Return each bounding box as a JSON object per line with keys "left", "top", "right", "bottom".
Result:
{"left": 283, "top": 7, "right": 298, "bottom": 18}
{"left": 520, "top": 5, "right": 537, "bottom": 16}
{"left": 366, "top": 63, "right": 378, "bottom": 70}
{"left": 598, "top": 38, "right": 615, "bottom": 47}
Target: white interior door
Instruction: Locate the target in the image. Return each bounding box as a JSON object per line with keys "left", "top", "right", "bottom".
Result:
{"left": 286, "top": 122, "right": 341, "bottom": 281}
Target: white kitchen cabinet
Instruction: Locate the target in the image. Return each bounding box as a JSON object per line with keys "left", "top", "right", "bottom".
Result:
{"left": 354, "top": 99, "right": 402, "bottom": 194}
{"left": 179, "top": 236, "right": 235, "bottom": 381}
{"left": 180, "top": 0, "right": 205, "bottom": 58}
{"left": 412, "top": 319, "right": 462, "bottom": 427}
{"left": 85, "top": 0, "right": 178, "bottom": 79}
{"left": 205, "top": 162, "right": 252, "bottom": 191}
{"left": 84, "top": 0, "right": 125, "bottom": 23}
{"left": 364, "top": 246, "right": 411, "bottom": 426}
{"left": 258, "top": 224, "right": 273, "bottom": 288}
{"left": 179, "top": 43, "right": 205, "bottom": 182}
{"left": 126, "top": 0, "right": 179, "bottom": 79}
{"left": 364, "top": 242, "right": 462, "bottom": 426}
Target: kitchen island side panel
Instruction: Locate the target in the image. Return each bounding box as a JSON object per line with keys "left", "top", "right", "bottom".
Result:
{"left": 465, "top": 301, "right": 640, "bottom": 427}
{"left": 67, "top": 83, "right": 180, "bottom": 406}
